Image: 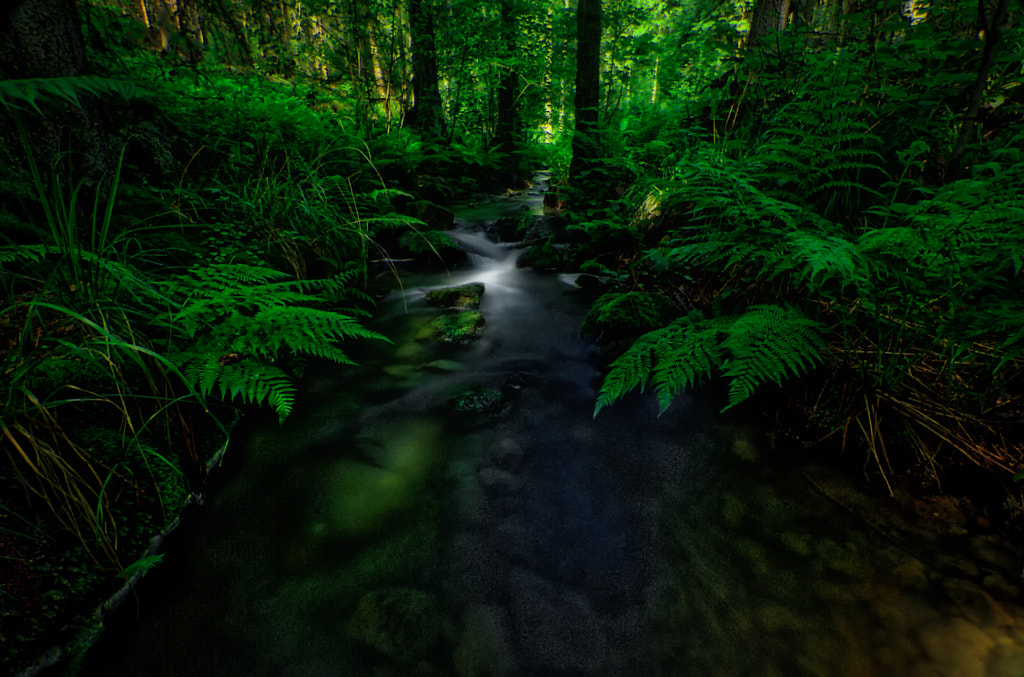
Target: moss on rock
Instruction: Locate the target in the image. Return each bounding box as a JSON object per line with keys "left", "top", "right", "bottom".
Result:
{"left": 425, "top": 283, "right": 485, "bottom": 309}
{"left": 581, "top": 291, "right": 677, "bottom": 340}
{"left": 417, "top": 311, "right": 486, "bottom": 344}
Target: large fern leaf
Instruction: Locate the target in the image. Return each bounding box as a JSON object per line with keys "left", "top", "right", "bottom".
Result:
{"left": 593, "top": 329, "right": 660, "bottom": 416}
{"left": 595, "top": 305, "right": 826, "bottom": 416}
{"left": 649, "top": 314, "right": 725, "bottom": 412}
{"left": 721, "top": 305, "right": 826, "bottom": 410}
{"left": 163, "top": 263, "right": 386, "bottom": 421}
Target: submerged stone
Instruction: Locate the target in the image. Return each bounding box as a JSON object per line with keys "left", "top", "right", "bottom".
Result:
{"left": 346, "top": 587, "right": 454, "bottom": 664}
{"left": 417, "top": 311, "right": 486, "bottom": 344}
{"left": 450, "top": 386, "right": 505, "bottom": 414}
{"left": 425, "top": 282, "right": 486, "bottom": 309}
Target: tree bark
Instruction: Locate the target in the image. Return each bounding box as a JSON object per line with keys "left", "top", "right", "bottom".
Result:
{"left": 0, "top": 0, "right": 111, "bottom": 183}
{"left": 493, "top": 0, "right": 520, "bottom": 174}
{"left": 748, "top": 0, "right": 789, "bottom": 48}
{"left": 569, "top": 0, "right": 601, "bottom": 181}
{"left": 406, "top": 0, "right": 446, "bottom": 139}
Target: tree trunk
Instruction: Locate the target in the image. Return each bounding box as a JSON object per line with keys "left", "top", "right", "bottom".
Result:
{"left": 406, "top": 0, "right": 446, "bottom": 139}
{"left": 0, "top": 0, "right": 85, "bottom": 79}
{"left": 569, "top": 0, "right": 601, "bottom": 181}
{"left": 493, "top": 0, "right": 520, "bottom": 176}
{"left": 0, "top": 0, "right": 111, "bottom": 183}
{"left": 748, "top": 0, "right": 789, "bottom": 47}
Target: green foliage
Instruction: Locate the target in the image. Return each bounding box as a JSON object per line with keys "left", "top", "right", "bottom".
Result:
{"left": 0, "top": 76, "right": 145, "bottom": 113}
{"left": 581, "top": 291, "right": 677, "bottom": 338}
{"left": 595, "top": 305, "right": 825, "bottom": 415}
{"left": 162, "top": 264, "right": 387, "bottom": 421}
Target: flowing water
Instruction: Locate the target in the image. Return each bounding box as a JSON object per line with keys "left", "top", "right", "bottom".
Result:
{"left": 84, "top": 173, "right": 1024, "bottom": 677}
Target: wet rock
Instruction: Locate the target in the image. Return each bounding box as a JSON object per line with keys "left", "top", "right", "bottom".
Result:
{"left": 417, "top": 311, "right": 486, "bottom": 344}
{"left": 916, "top": 616, "right": 995, "bottom": 676}
{"left": 453, "top": 605, "right": 515, "bottom": 677}
{"left": 493, "top": 213, "right": 532, "bottom": 242}
{"left": 889, "top": 559, "right": 930, "bottom": 590}
{"left": 426, "top": 283, "right": 486, "bottom": 309}
{"left": 942, "top": 578, "right": 1016, "bottom": 627}
{"left": 507, "top": 569, "right": 608, "bottom": 674}
{"left": 477, "top": 468, "right": 520, "bottom": 496}
{"left": 986, "top": 640, "right": 1024, "bottom": 677}
{"left": 491, "top": 439, "right": 525, "bottom": 472}
{"left": 425, "top": 359, "right": 464, "bottom": 372}
{"left": 971, "top": 533, "right": 1022, "bottom": 573}
{"left": 346, "top": 588, "right": 455, "bottom": 666}
{"left": 983, "top": 573, "right": 1020, "bottom": 598}
{"left": 450, "top": 387, "right": 505, "bottom": 414}
{"left": 398, "top": 229, "right": 464, "bottom": 265}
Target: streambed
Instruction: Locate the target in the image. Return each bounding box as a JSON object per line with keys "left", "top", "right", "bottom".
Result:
{"left": 84, "top": 173, "right": 1024, "bottom": 677}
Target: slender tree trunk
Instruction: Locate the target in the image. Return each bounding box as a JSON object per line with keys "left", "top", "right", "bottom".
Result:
{"left": 946, "top": 0, "right": 1010, "bottom": 181}
{"left": 569, "top": 0, "right": 601, "bottom": 181}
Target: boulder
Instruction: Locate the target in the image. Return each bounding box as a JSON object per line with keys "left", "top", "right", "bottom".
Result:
{"left": 450, "top": 386, "right": 505, "bottom": 414}
{"left": 425, "top": 283, "right": 485, "bottom": 309}
{"left": 346, "top": 587, "right": 455, "bottom": 665}
{"left": 398, "top": 230, "right": 465, "bottom": 267}
{"left": 417, "top": 311, "right": 486, "bottom": 344}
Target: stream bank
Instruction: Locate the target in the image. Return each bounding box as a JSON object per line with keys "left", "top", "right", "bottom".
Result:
{"left": 79, "top": 172, "right": 1024, "bottom": 677}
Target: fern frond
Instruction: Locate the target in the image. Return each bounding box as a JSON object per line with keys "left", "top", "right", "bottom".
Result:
{"left": 721, "top": 305, "right": 826, "bottom": 410}
{"left": 181, "top": 354, "right": 296, "bottom": 421}
{"left": 593, "top": 330, "right": 661, "bottom": 417}
{"left": 251, "top": 305, "right": 387, "bottom": 359}
{"left": 164, "top": 263, "right": 385, "bottom": 421}
{"left": 650, "top": 315, "right": 725, "bottom": 412}
{"left": 0, "top": 76, "right": 145, "bottom": 113}
{"left": 785, "top": 231, "right": 862, "bottom": 287}
{"left": 0, "top": 245, "right": 46, "bottom": 267}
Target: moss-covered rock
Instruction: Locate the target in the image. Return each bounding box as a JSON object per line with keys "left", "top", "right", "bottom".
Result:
{"left": 345, "top": 587, "right": 455, "bottom": 665}
{"left": 425, "top": 283, "right": 485, "bottom": 309}
{"left": 580, "top": 291, "right": 677, "bottom": 340}
{"left": 397, "top": 229, "right": 464, "bottom": 267}
{"left": 450, "top": 386, "right": 505, "bottom": 414}
{"left": 417, "top": 311, "right": 486, "bottom": 344}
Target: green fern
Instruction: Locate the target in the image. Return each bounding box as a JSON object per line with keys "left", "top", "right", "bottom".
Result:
{"left": 0, "top": 76, "right": 145, "bottom": 113}
{"left": 163, "top": 264, "right": 387, "bottom": 421}
{"left": 0, "top": 245, "right": 46, "bottom": 267}
{"left": 784, "top": 230, "right": 863, "bottom": 288}
{"left": 720, "top": 305, "right": 826, "bottom": 409}
{"left": 595, "top": 305, "right": 826, "bottom": 415}
{"left": 649, "top": 313, "right": 726, "bottom": 412}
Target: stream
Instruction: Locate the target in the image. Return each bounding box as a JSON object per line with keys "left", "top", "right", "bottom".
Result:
{"left": 84, "top": 172, "right": 1024, "bottom": 677}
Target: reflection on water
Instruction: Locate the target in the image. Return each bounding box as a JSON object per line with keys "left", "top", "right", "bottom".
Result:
{"left": 85, "top": 173, "right": 1024, "bottom": 677}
